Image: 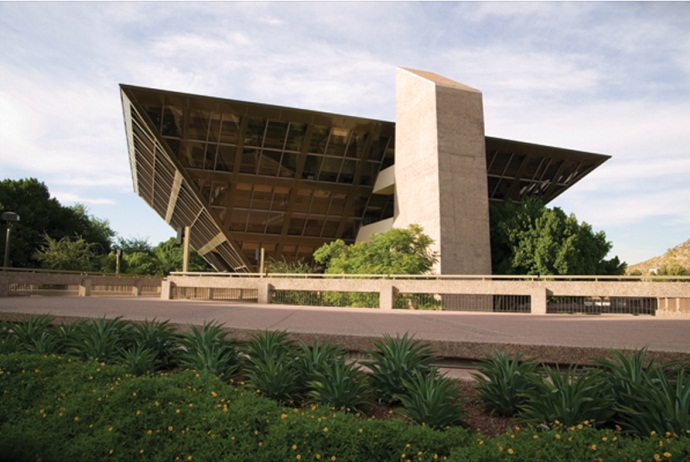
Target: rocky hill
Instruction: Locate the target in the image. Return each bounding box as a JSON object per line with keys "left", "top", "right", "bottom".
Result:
{"left": 627, "top": 238, "right": 690, "bottom": 275}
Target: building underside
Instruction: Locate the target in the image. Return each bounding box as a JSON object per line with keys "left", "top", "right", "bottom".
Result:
{"left": 121, "top": 69, "right": 609, "bottom": 273}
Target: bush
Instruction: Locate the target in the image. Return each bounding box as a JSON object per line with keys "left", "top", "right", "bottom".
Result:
{"left": 243, "top": 330, "right": 300, "bottom": 403}
{"left": 129, "top": 319, "right": 180, "bottom": 369}
{"left": 363, "top": 333, "right": 438, "bottom": 405}
{"left": 178, "top": 321, "right": 238, "bottom": 381}
{"left": 69, "top": 316, "right": 133, "bottom": 363}
{"left": 308, "top": 359, "right": 368, "bottom": 411}
{"left": 397, "top": 370, "right": 466, "bottom": 430}
{"left": 294, "top": 339, "right": 344, "bottom": 392}
{"left": 518, "top": 365, "right": 615, "bottom": 428}
{"left": 473, "top": 352, "right": 539, "bottom": 417}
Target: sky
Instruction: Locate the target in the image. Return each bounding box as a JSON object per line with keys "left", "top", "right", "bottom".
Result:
{"left": 1, "top": 2, "right": 689, "bottom": 266}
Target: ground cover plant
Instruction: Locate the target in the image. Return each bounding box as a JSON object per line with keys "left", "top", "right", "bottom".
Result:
{"left": 0, "top": 315, "right": 688, "bottom": 461}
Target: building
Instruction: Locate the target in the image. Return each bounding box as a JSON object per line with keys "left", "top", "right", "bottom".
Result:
{"left": 120, "top": 68, "right": 609, "bottom": 273}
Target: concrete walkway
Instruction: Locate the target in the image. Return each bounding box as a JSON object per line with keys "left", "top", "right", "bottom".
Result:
{"left": 1, "top": 296, "right": 689, "bottom": 369}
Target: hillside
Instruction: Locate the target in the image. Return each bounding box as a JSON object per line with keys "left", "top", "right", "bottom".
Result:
{"left": 627, "top": 238, "right": 690, "bottom": 275}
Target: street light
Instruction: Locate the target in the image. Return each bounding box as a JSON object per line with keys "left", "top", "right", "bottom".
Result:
{"left": 2, "top": 211, "right": 20, "bottom": 268}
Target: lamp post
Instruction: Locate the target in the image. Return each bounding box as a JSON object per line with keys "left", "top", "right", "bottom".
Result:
{"left": 2, "top": 212, "right": 20, "bottom": 268}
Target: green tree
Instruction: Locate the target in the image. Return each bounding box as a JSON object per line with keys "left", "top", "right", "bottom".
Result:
{"left": 490, "top": 198, "right": 626, "bottom": 275}
{"left": 113, "top": 237, "right": 212, "bottom": 276}
{"left": 153, "top": 238, "right": 211, "bottom": 274}
{"left": 313, "top": 224, "right": 438, "bottom": 275}
{"left": 312, "top": 225, "right": 438, "bottom": 307}
{"left": 0, "top": 178, "right": 114, "bottom": 268}
{"left": 33, "top": 235, "right": 100, "bottom": 271}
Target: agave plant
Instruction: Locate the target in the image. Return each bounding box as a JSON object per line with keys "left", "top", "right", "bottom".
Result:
{"left": 242, "top": 331, "right": 300, "bottom": 403}
{"left": 120, "top": 344, "right": 159, "bottom": 376}
{"left": 130, "top": 319, "right": 180, "bottom": 369}
{"left": 246, "top": 351, "right": 301, "bottom": 404}
{"left": 308, "top": 359, "right": 368, "bottom": 411}
{"left": 615, "top": 367, "right": 690, "bottom": 436}
{"left": 396, "top": 370, "right": 466, "bottom": 430}
{"left": 295, "top": 339, "right": 344, "bottom": 392}
{"left": 242, "top": 330, "right": 296, "bottom": 364}
{"left": 362, "top": 333, "right": 438, "bottom": 405}
{"left": 518, "top": 365, "right": 615, "bottom": 427}
{"left": 69, "top": 316, "right": 133, "bottom": 363}
{"left": 52, "top": 321, "right": 88, "bottom": 354}
{"left": 178, "top": 321, "right": 238, "bottom": 381}
{"left": 10, "top": 314, "right": 58, "bottom": 354}
{"left": 472, "top": 352, "right": 539, "bottom": 417}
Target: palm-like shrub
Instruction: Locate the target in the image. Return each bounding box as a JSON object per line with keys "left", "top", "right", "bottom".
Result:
{"left": 243, "top": 331, "right": 300, "bottom": 403}
{"left": 295, "top": 339, "right": 344, "bottom": 392}
{"left": 52, "top": 321, "right": 87, "bottom": 354}
{"left": 9, "top": 315, "right": 59, "bottom": 354}
{"left": 120, "top": 344, "right": 159, "bottom": 376}
{"left": 178, "top": 321, "right": 238, "bottom": 381}
{"left": 473, "top": 352, "right": 539, "bottom": 416}
{"left": 518, "top": 365, "right": 615, "bottom": 427}
{"left": 308, "top": 359, "right": 368, "bottom": 411}
{"left": 69, "top": 316, "right": 132, "bottom": 363}
{"left": 397, "top": 371, "right": 466, "bottom": 430}
{"left": 363, "top": 333, "right": 438, "bottom": 405}
{"left": 130, "top": 319, "right": 180, "bottom": 369}
{"left": 615, "top": 366, "right": 690, "bottom": 435}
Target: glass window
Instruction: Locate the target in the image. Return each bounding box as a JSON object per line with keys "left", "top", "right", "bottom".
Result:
{"left": 337, "top": 160, "right": 356, "bottom": 184}
{"left": 245, "top": 118, "right": 266, "bottom": 148}
{"left": 263, "top": 121, "right": 289, "bottom": 150}
{"left": 215, "top": 144, "right": 235, "bottom": 171}
{"left": 240, "top": 148, "right": 259, "bottom": 174}
{"left": 285, "top": 122, "right": 307, "bottom": 152}
{"left": 309, "top": 126, "right": 329, "bottom": 154}
{"left": 257, "top": 150, "right": 281, "bottom": 177}
{"left": 218, "top": 115, "right": 241, "bottom": 145}
{"left": 187, "top": 110, "right": 210, "bottom": 141}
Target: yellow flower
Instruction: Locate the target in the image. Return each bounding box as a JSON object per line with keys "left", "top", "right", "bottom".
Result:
{"left": 654, "top": 455, "right": 662, "bottom": 462}
{"left": 211, "top": 391, "right": 217, "bottom": 397}
{"left": 292, "top": 445, "right": 297, "bottom": 450}
{"left": 533, "top": 434, "right": 539, "bottom": 439}
{"left": 281, "top": 414, "right": 288, "bottom": 420}
{"left": 315, "top": 455, "right": 321, "bottom": 460}
{"left": 651, "top": 431, "right": 657, "bottom": 436}
{"left": 147, "top": 430, "right": 152, "bottom": 435}
{"left": 591, "top": 444, "right": 597, "bottom": 451}
{"left": 555, "top": 434, "right": 561, "bottom": 440}
{"left": 176, "top": 409, "right": 181, "bottom": 414}
{"left": 331, "top": 457, "right": 336, "bottom": 461}
{"left": 323, "top": 427, "right": 328, "bottom": 432}
{"left": 296, "top": 456, "right": 301, "bottom": 460}
{"left": 168, "top": 426, "right": 173, "bottom": 431}
{"left": 359, "top": 428, "right": 363, "bottom": 433}
{"left": 74, "top": 417, "right": 80, "bottom": 422}
{"left": 508, "top": 449, "right": 514, "bottom": 455}
{"left": 136, "top": 410, "right": 141, "bottom": 415}
{"left": 187, "top": 457, "right": 193, "bottom": 461}
{"left": 132, "top": 392, "right": 137, "bottom": 397}
{"left": 664, "top": 453, "right": 672, "bottom": 458}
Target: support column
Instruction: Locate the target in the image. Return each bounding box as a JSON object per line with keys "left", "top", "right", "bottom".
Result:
{"left": 379, "top": 283, "right": 397, "bottom": 310}
{"left": 394, "top": 68, "right": 492, "bottom": 275}
{"left": 161, "top": 280, "right": 172, "bottom": 300}
{"left": 78, "top": 278, "right": 92, "bottom": 297}
{"left": 531, "top": 288, "right": 549, "bottom": 315}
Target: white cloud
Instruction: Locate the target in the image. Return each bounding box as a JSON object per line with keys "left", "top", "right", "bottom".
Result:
{"left": 1, "top": 1, "right": 688, "bottom": 262}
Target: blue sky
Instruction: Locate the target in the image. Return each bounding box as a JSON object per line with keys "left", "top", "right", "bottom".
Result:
{"left": 1, "top": 2, "right": 688, "bottom": 266}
